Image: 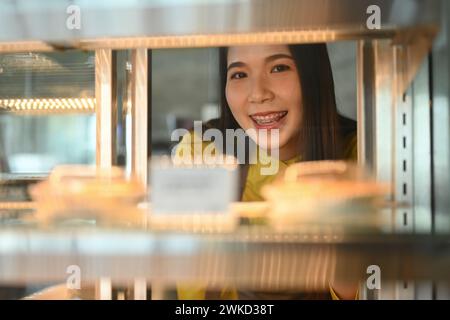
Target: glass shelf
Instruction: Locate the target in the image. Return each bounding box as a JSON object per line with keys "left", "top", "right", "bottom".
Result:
{"left": 0, "top": 207, "right": 449, "bottom": 290}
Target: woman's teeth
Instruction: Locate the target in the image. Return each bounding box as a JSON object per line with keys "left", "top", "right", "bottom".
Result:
{"left": 250, "top": 111, "right": 288, "bottom": 125}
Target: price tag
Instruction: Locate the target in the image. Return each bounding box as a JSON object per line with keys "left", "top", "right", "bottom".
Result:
{"left": 150, "top": 166, "right": 238, "bottom": 214}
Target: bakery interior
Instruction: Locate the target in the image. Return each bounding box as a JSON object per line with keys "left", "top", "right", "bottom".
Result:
{"left": 0, "top": 0, "right": 450, "bottom": 300}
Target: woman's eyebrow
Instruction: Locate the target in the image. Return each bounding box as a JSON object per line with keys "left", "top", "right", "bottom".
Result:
{"left": 265, "top": 53, "right": 294, "bottom": 63}
{"left": 227, "top": 54, "right": 294, "bottom": 72}
{"left": 227, "top": 61, "right": 245, "bottom": 72}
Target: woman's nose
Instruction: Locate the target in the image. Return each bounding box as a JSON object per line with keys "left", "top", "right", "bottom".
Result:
{"left": 248, "top": 77, "right": 274, "bottom": 104}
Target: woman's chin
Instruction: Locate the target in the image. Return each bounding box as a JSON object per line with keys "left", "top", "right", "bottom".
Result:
{"left": 243, "top": 126, "right": 290, "bottom": 153}
{"left": 255, "top": 138, "right": 288, "bottom": 152}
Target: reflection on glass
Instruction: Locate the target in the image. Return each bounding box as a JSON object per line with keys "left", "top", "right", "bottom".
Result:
{"left": 0, "top": 51, "right": 95, "bottom": 175}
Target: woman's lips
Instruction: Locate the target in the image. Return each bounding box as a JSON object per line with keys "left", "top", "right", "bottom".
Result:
{"left": 249, "top": 111, "right": 288, "bottom": 129}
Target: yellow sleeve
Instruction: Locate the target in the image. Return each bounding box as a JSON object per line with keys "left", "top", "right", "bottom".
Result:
{"left": 173, "top": 130, "right": 219, "bottom": 165}
{"left": 329, "top": 283, "right": 359, "bottom": 300}
{"left": 177, "top": 285, "right": 238, "bottom": 300}
{"left": 177, "top": 285, "right": 206, "bottom": 300}
{"left": 241, "top": 185, "right": 264, "bottom": 202}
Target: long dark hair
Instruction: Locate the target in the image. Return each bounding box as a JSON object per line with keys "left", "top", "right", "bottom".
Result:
{"left": 217, "top": 43, "right": 355, "bottom": 162}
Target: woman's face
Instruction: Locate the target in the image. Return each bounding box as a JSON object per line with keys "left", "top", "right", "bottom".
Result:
{"left": 225, "top": 45, "right": 302, "bottom": 157}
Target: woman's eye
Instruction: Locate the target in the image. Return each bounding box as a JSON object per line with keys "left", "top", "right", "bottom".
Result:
{"left": 230, "top": 72, "right": 247, "bottom": 80}
{"left": 271, "top": 64, "right": 290, "bottom": 73}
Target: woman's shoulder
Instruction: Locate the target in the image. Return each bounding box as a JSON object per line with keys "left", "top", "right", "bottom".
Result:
{"left": 174, "top": 119, "right": 221, "bottom": 160}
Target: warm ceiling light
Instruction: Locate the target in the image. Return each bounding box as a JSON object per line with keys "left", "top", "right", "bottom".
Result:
{"left": 0, "top": 98, "right": 96, "bottom": 113}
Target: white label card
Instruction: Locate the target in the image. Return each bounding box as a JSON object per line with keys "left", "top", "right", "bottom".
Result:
{"left": 150, "top": 167, "right": 238, "bottom": 214}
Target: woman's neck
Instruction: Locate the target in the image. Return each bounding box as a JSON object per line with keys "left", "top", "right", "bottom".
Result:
{"left": 264, "top": 138, "right": 301, "bottom": 161}
{"left": 279, "top": 134, "right": 302, "bottom": 161}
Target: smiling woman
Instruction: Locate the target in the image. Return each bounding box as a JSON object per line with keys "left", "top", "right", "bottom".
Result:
{"left": 176, "top": 44, "right": 357, "bottom": 201}
{"left": 175, "top": 43, "right": 358, "bottom": 300}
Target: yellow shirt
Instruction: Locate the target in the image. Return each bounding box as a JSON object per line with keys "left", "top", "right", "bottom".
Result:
{"left": 175, "top": 130, "right": 357, "bottom": 202}
{"left": 175, "top": 131, "right": 302, "bottom": 202}
{"left": 174, "top": 130, "right": 357, "bottom": 299}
